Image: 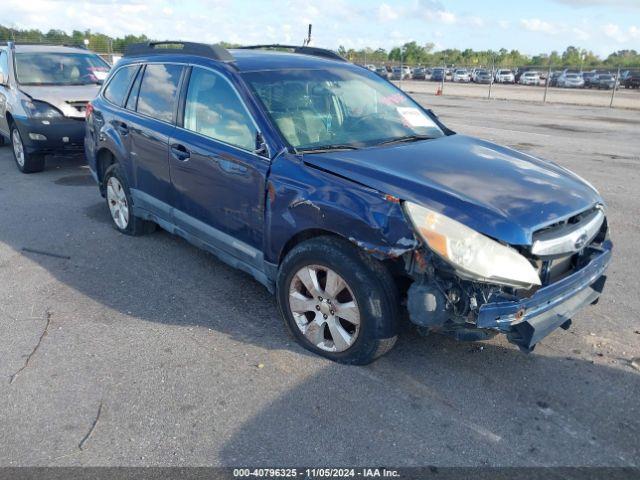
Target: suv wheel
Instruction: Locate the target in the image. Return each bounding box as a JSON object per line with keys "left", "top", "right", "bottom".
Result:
{"left": 104, "top": 164, "right": 155, "bottom": 236}
{"left": 11, "top": 125, "right": 44, "bottom": 173}
{"left": 277, "top": 236, "right": 398, "bottom": 365}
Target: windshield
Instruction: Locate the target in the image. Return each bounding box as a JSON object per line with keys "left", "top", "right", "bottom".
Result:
{"left": 15, "top": 52, "right": 110, "bottom": 86}
{"left": 243, "top": 67, "right": 444, "bottom": 151}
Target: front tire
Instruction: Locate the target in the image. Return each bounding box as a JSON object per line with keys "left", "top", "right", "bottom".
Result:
{"left": 277, "top": 236, "right": 398, "bottom": 365}
{"left": 104, "top": 163, "right": 155, "bottom": 236}
{"left": 11, "top": 125, "right": 44, "bottom": 173}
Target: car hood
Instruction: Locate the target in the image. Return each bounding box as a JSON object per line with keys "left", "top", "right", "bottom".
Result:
{"left": 19, "top": 84, "right": 101, "bottom": 118}
{"left": 302, "top": 134, "right": 602, "bottom": 246}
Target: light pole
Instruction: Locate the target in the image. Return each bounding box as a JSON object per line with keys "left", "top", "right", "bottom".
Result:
{"left": 399, "top": 46, "right": 405, "bottom": 90}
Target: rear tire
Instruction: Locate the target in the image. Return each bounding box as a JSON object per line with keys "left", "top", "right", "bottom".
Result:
{"left": 277, "top": 236, "right": 399, "bottom": 365}
{"left": 104, "top": 163, "right": 156, "bottom": 236}
{"left": 11, "top": 124, "right": 44, "bottom": 173}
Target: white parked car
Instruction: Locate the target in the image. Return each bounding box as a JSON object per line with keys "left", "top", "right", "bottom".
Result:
{"left": 452, "top": 69, "right": 471, "bottom": 82}
{"left": 557, "top": 73, "right": 585, "bottom": 88}
{"left": 495, "top": 69, "right": 515, "bottom": 83}
{"left": 519, "top": 71, "right": 541, "bottom": 86}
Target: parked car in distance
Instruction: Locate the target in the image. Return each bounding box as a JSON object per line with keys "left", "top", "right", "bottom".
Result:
{"left": 474, "top": 69, "right": 493, "bottom": 84}
{"left": 549, "top": 71, "right": 562, "bottom": 87}
{"left": 519, "top": 71, "right": 541, "bottom": 86}
{"left": 375, "top": 66, "right": 391, "bottom": 79}
{"left": 582, "top": 71, "right": 598, "bottom": 88}
{"left": 412, "top": 67, "right": 427, "bottom": 80}
{"left": 85, "top": 41, "right": 612, "bottom": 365}
{"left": 557, "top": 72, "right": 584, "bottom": 88}
{"left": 364, "top": 64, "right": 376, "bottom": 71}
{"left": 594, "top": 73, "right": 617, "bottom": 90}
{"left": 0, "top": 42, "right": 110, "bottom": 173}
{"left": 431, "top": 67, "right": 445, "bottom": 82}
{"left": 622, "top": 70, "right": 640, "bottom": 89}
{"left": 391, "top": 65, "right": 411, "bottom": 80}
{"left": 495, "top": 69, "right": 515, "bottom": 83}
{"left": 452, "top": 69, "right": 471, "bottom": 82}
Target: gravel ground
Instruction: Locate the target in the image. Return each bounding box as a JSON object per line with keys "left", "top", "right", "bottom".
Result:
{"left": 0, "top": 96, "right": 639, "bottom": 467}
{"left": 395, "top": 80, "right": 640, "bottom": 110}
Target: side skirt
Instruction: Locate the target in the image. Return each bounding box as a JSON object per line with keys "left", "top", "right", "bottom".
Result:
{"left": 130, "top": 188, "right": 276, "bottom": 293}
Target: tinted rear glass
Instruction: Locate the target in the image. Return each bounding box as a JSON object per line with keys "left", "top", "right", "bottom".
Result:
{"left": 136, "top": 64, "right": 183, "bottom": 123}
{"left": 103, "top": 65, "right": 138, "bottom": 106}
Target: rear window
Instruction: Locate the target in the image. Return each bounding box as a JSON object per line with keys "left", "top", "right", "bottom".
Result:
{"left": 136, "top": 64, "right": 183, "bottom": 123}
{"left": 103, "top": 65, "right": 138, "bottom": 106}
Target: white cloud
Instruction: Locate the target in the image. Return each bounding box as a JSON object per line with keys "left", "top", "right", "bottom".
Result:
{"left": 520, "top": 18, "right": 557, "bottom": 34}
{"left": 377, "top": 3, "right": 399, "bottom": 22}
{"left": 602, "top": 23, "right": 640, "bottom": 42}
{"left": 572, "top": 27, "right": 590, "bottom": 41}
{"left": 498, "top": 20, "right": 510, "bottom": 29}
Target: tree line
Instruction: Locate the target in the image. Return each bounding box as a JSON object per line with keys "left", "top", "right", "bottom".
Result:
{"left": 2, "top": 25, "right": 639, "bottom": 68}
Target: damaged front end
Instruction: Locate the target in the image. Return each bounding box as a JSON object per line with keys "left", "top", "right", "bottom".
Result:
{"left": 403, "top": 205, "right": 612, "bottom": 352}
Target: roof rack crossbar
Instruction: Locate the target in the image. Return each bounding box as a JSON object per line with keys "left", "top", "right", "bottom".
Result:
{"left": 238, "top": 44, "right": 347, "bottom": 62}
{"left": 124, "top": 41, "right": 234, "bottom": 62}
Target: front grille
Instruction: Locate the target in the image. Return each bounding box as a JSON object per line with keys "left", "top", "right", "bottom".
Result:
{"left": 530, "top": 206, "right": 605, "bottom": 258}
{"left": 526, "top": 206, "right": 608, "bottom": 286}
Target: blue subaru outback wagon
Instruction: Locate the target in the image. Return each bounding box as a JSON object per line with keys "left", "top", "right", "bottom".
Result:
{"left": 85, "top": 42, "right": 612, "bottom": 364}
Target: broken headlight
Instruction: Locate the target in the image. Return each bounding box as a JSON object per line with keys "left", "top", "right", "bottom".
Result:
{"left": 404, "top": 202, "right": 541, "bottom": 289}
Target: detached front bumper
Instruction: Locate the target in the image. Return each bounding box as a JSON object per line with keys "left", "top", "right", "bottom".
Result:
{"left": 476, "top": 241, "right": 612, "bottom": 350}
{"left": 14, "top": 116, "right": 85, "bottom": 155}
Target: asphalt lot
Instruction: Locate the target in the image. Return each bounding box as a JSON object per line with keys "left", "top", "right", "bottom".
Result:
{"left": 396, "top": 80, "right": 640, "bottom": 110}
{"left": 1, "top": 96, "right": 639, "bottom": 467}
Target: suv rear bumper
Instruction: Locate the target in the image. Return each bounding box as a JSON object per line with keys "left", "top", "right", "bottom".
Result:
{"left": 476, "top": 241, "right": 612, "bottom": 350}
{"left": 14, "top": 116, "right": 85, "bottom": 155}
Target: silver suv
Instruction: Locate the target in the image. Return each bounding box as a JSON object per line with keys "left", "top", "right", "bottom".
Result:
{"left": 0, "top": 42, "right": 110, "bottom": 173}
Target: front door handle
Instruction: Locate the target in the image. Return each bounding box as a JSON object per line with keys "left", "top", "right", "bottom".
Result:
{"left": 170, "top": 143, "right": 191, "bottom": 161}
{"left": 115, "top": 121, "right": 129, "bottom": 136}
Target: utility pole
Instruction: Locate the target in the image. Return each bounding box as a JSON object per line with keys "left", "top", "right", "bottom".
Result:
{"left": 399, "top": 46, "right": 404, "bottom": 90}
{"left": 610, "top": 66, "right": 621, "bottom": 108}
{"left": 488, "top": 55, "right": 495, "bottom": 99}
{"left": 543, "top": 60, "right": 551, "bottom": 103}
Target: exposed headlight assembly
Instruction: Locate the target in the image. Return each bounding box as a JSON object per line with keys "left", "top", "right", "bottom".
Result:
{"left": 404, "top": 202, "right": 541, "bottom": 289}
{"left": 22, "top": 99, "right": 63, "bottom": 119}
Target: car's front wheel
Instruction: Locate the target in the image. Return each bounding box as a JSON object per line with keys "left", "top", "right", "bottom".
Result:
{"left": 104, "top": 163, "right": 155, "bottom": 236}
{"left": 11, "top": 125, "right": 44, "bottom": 173}
{"left": 277, "top": 236, "right": 398, "bottom": 365}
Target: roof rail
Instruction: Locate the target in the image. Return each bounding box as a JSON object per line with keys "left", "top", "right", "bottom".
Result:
{"left": 124, "top": 41, "right": 234, "bottom": 62}
{"left": 238, "top": 44, "right": 347, "bottom": 62}
{"left": 0, "top": 41, "right": 87, "bottom": 49}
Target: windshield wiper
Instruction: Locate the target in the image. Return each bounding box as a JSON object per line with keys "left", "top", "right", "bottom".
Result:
{"left": 298, "top": 144, "right": 361, "bottom": 153}
{"left": 375, "top": 134, "right": 434, "bottom": 146}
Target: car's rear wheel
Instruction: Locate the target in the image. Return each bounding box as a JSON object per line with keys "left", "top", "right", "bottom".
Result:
{"left": 104, "top": 163, "right": 155, "bottom": 236}
{"left": 277, "top": 236, "right": 398, "bottom": 365}
{"left": 11, "top": 125, "right": 44, "bottom": 173}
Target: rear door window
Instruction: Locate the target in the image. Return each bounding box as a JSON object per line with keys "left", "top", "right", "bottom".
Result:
{"left": 136, "top": 64, "right": 183, "bottom": 123}
{"left": 103, "top": 65, "right": 138, "bottom": 106}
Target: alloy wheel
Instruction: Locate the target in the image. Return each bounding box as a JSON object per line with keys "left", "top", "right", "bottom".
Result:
{"left": 12, "top": 129, "right": 25, "bottom": 168}
{"left": 106, "top": 176, "right": 130, "bottom": 230}
{"left": 288, "top": 264, "right": 360, "bottom": 352}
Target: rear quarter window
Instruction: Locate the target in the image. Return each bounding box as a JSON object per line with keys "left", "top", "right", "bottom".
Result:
{"left": 103, "top": 65, "right": 138, "bottom": 106}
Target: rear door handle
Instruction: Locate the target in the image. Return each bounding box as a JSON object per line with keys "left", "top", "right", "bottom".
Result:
{"left": 170, "top": 143, "right": 191, "bottom": 161}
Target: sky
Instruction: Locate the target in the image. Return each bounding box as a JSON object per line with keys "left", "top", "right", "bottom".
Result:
{"left": 3, "top": 0, "right": 640, "bottom": 57}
